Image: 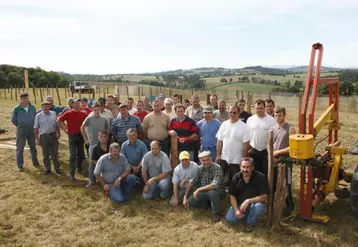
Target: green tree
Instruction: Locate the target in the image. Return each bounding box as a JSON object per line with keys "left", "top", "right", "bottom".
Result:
{"left": 7, "top": 71, "right": 23, "bottom": 87}
{"left": 0, "top": 70, "right": 6, "bottom": 87}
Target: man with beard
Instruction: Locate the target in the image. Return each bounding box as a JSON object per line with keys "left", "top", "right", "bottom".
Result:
{"left": 213, "top": 100, "right": 229, "bottom": 123}
{"left": 246, "top": 99, "right": 276, "bottom": 178}
{"left": 225, "top": 157, "right": 269, "bottom": 232}
{"left": 271, "top": 106, "right": 296, "bottom": 213}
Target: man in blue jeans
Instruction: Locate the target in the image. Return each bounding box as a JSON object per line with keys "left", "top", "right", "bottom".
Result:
{"left": 11, "top": 92, "right": 40, "bottom": 171}
{"left": 94, "top": 142, "right": 136, "bottom": 203}
{"left": 226, "top": 157, "right": 270, "bottom": 232}
{"left": 142, "top": 141, "right": 171, "bottom": 200}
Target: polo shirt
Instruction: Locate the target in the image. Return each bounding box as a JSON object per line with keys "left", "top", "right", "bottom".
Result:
{"left": 229, "top": 170, "right": 270, "bottom": 205}
{"left": 120, "top": 139, "right": 148, "bottom": 166}
{"left": 34, "top": 110, "right": 58, "bottom": 136}
{"left": 83, "top": 115, "right": 109, "bottom": 145}
{"left": 133, "top": 110, "right": 148, "bottom": 122}
{"left": 239, "top": 111, "right": 252, "bottom": 124}
{"left": 213, "top": 110, "right": 229, "bottom": 123}
{"left": 169, "top": 116, "right": 198, "bottom": 151}
{"left": 197, "top": 119, "right": 221, "bottom": 148}
{"left": 110, "top": 115, "right": 142, "bottom": 143}
{"left": 142, "top": 151, "right": 171, "bottom": 178}
{"left": 58, "top": 109, "right": 88, "bottom": 135}
{"left": 92, "top": 143, "right": 109, "bottom": 161}
{"left": 94, "top": 153, "right": 130, "bottom": 184}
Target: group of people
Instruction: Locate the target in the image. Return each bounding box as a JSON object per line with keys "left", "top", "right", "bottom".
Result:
{"left": 11, "top": 91, "right": 295, "bottom": 232}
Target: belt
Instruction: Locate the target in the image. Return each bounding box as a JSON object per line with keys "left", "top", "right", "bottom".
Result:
{"left": 41, "top": 132, "right": 56, "bottom": 136}
{"left": 250, "top": 146, "right": 267, "bottom": 153}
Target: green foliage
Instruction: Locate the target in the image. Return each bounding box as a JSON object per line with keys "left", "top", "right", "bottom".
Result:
{"left": 0, "top": 64, "right": 70, "bottom": 88}
{"left": 220, "top": 78, "right": 228, "bottom": 83}
{"left": 139, "top": 80, "right": 165, "bottom": 87}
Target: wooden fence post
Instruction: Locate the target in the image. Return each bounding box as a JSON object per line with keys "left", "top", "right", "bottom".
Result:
{"left": 24, "top": 70, "right": 29, "bottom": 93}
{"left": 137, "top": 86, "right": 141, "bottom": 100}
{"left": 267, "top": 130, "right": 275, "bottom": 228}
{"left": 39, "top": 88, "right": 43, "bottom": 102}
{"left": 56, "top": 88, "right": 62, "bottom": 106}
{"left": 4, "top": 87, "right": 6, "bottom": 100}
{"left": 150, "top": 87, "right": 153, "bottom": 98}
{"left": 241, "top": 90, "right": 244, "bottom": 99}
{"left": 126, "top": 86, "right": 129, "bottom": 99}
{"left": 78, "top": 88, "right": 82, "bottom": 99}
{"left": 11, "top": 86, "right": 13, "bottom": 101}
{"left": 0, "top": 87, "right": 2, "bottom": 100}
{"left": 206, "top": 94, "right": 210, "bottom": 105}
{"left": 271, "top": 164, "right": 287, "bottom": 231}
{"left": 246, "top": 92, "right": 251, "bottom": 113}
{"left": 32, "top": 87, "right": 37, "bottom": 104}
{"left": 106, "top": 87, "right": 109, "bottom": 95}
{"left": 170, "top": 134, "right": 178, "bottom": 170}
{"left": 102, "top": 88, "right": 106, "bottom": 97}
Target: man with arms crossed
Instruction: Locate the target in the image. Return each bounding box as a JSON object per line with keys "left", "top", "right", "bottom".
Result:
{"left": 226, "top": 157, "right": 269, "bottom": 232}
{"left": 170, "top": 151, "right": 199, "bottom": 207}
{"left": 94, "top": 143, "right": 136, "bottom": 203}
{"left": 216, "top": 105, "right": 250, "bottom": 185}
{"left": 246, "top": 99, "right": 276, "bottom": 178}
{"left": 142, "top": 141, "right": 171, "bottom": 199}
{"left": 183, "top": 151, "right": 224, "bottom": 223}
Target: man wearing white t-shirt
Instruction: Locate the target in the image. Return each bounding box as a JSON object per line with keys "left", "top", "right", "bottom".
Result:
{"left": 246, "top": 99, "right": 276, "bottom": 178}
{"left": 216, "top": 105, "right": 250, "bottom": 185}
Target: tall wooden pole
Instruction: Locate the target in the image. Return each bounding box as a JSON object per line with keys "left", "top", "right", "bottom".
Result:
{"left": 24, "top": 70, "right": 29, "bottom": 93}
{"left": 170, "top": 134, "right": 178, "bottom": 170}
{"left": 267, "top": 130, "right": 275, "bottom": 227}
{"left": 56, "top": 87, "right": 62, "bottom": 106}
{"left": 32, "top": 86, "right": 37, "bottom": 104}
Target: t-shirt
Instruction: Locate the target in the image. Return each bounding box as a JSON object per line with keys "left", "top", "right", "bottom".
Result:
{"left": 58, "top": 110, "right": 88, "bottom": 135}
{"left": 168, "top": 116, "right": 198, "bottom": 151}
{"left": 213, "top": 110, "right": 229, "bottom": 123}
{"left": 94, "top": 153, "right": 130, "bottom": 184}
{"left": 229, "top": 171, "right": 270, "bottom": 205}
{"left": 88, "top": 109, "right": 113, "bottom": 128}
{"left": 133, "top": 110, "right": 149, "bottom": 122}
{"left": 246, "top": 114, "right": 276, "bottom": 151}
{"left": 83, "top": 115, "right": 109, "bottom": 145}
{"left": 197, "top": 119, "right": 221, "bottom": 148}
{"left": 91, "top": 143, "right": 109, "bottom": 161}
{"left": 216, "top": 119, "right": 250, "bottom": 164}
{"left": 163, "top": 110, "right": 177, "bottom": 120}
{"left": 142, "top": 151, "right": 171, "bottom": 178}
{"left": 172, "top": 161, "right": 199, "bottom": 188}
{"left": 239, "top": 111, "right": 252, "bottom": 124}
{"left": 142, "top": 112, "right": 170, "bottom": 140}
{"left": 128, "top": 108, "right": 137, "bottom": 115}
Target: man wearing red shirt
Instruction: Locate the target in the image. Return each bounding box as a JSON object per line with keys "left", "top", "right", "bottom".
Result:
{"left": 81, "top": 97, "right": 93, "bottom": 115}
{"left": 58, "top": 98, "right": 89, "bottom": 181}
{"left": 133, "top": 100, "right": 148, "bottom": 123}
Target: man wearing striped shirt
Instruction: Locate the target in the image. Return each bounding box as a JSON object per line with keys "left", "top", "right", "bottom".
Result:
{"left": 34, "top": 101, "right": 61, "bottom": 174}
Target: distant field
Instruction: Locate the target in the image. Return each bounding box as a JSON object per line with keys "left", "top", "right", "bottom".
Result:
{"left": 122, "top": 75, "right": 157, "bottom": 82}
{"left": 212, "top": 82, "right": 279, "bottom": 93}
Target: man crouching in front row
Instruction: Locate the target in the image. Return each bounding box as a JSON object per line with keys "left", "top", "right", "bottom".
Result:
{"left": 94, "top": 143, "right": 136, "bottom": 203}
{"left": 225, "top": 157, "right": 270, "bottom": 232}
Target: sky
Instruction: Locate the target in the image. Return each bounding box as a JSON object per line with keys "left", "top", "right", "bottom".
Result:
{"left": 0, "top": 0, "right": 357, "bottom": 74}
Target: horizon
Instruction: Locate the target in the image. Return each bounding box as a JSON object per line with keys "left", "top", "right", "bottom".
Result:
{"left": 1, "top": 0, "right": 357, "bottom": 74}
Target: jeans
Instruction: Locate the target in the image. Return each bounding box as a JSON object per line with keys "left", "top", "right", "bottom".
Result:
{"left": 39, "top": 133, "right": 60, "bottom": 171}
{"left": 143, "top": 176, "right": 170, "bottom": 200}
{"left": 88, "top": 144, "right": 96, "bottom": 182}
{"left": 249, "top": 147, "right": 268, "bottom": 178}
{"left": 200, "top": 146, "right": 216, "bottom": 162}
{"left": 68, "top": 133, "right": 85, "bottom": 176}
{"left": 16, "top": 128, "right": 39, "bottom": 168}
{"left": 220, "top": 159, "right": 240, "bottom": 186}
{"left": 225, "top": 203, "right": 265, "bottom": 225}
{"left": 109, "top": 174, "right": 136, "bottom": 203}
{"left": 188, "top": 188, "right": 226, "bottom": 215}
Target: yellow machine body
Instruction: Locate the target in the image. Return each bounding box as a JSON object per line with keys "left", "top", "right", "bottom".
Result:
{"left": 289, "top": 134, "right": 315, "bottom": 160}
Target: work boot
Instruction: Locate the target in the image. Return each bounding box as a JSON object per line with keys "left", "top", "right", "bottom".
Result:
{"left": 213, "top": 214, "right": 221, "bottom": 223}
{"left": 55, "top": 168, "right": 62, "bottom": 175}
{"left": 244, "top": 225, "right": 255, "bottom": 232}
{"left": 44, "top": 170, "right": 51, "bottom": 175}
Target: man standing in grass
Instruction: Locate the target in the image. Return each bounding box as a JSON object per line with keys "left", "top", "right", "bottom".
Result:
{"left": 34, "top": 101, "right": 61, "bottom": 174}
{"left": 226, "top": 157, "right": 269, "bottom": 232}
{"left": 94, "top": 143, "right": 136, "bottom": 203}
{"left": 81, "top": 102, "right": 109, "bottom": 187}
{"left": 213, "top": 100, "right": 229, "bottom": 123}
{"left": 58, "top": 99, "right": 88, "bottom": 181}
{"left": 12, "top": 92, "right": 40, "bottom": 171}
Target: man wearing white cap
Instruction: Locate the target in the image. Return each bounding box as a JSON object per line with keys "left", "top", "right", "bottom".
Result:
{"left": 170, "top": 151, "right": 199, "bottom": 207}
{"left": 163, "top": 98, "right": 177, "bottom": 120}
{"left": 183, "top": 151, "right": 224, "bottom": 223}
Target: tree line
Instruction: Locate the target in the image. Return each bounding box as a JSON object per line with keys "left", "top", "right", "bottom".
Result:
{"left": 0, "top": 65, "right": 70, "bottom": 88}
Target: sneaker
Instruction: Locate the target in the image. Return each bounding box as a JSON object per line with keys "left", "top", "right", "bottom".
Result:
{"left": 213, "top": 214, "right": 221, "bottom": 223}
{"left": 69, "top": 175, "right": 76, "bottom": 181}
{"left": 86, "top": 180, "right": 95, "bottom": 188}
{"left": 54, "top": 169, "right": 62, "bottom": 175}
{"left": 244, "top": 224, "right": 255, "bottom": 232}
{"left": 44, "top": 170, "right": 52, "bottom": 175}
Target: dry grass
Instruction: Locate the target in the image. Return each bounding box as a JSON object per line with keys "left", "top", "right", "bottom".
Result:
{"left": 1, "top": 99, "right": 358, "bottom": 247}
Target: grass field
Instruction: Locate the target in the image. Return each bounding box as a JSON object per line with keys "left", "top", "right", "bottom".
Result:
{"left": 1, "top": 97, "right": 358, "bottom": 246}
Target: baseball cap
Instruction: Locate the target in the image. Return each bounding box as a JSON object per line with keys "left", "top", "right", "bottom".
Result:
{"left": 203, "top": 106, "right": 213, "bottom": 113}
{"left": 81, "top": 97, "right": 88, "bottom": 102}
{"left": 179, "top": 151, "right": 190, "bottom": 160}
{"left": 198, "top": 151, "right": 211, "bottom": 158}
{"left": 158, "top": 93, "right": 165, "bottom": 99}
{"left": 164, "top": 98, "right": 173, "bottom": 105}
{"left": 41, "top": 100, "right": 51, "bottom": 105}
